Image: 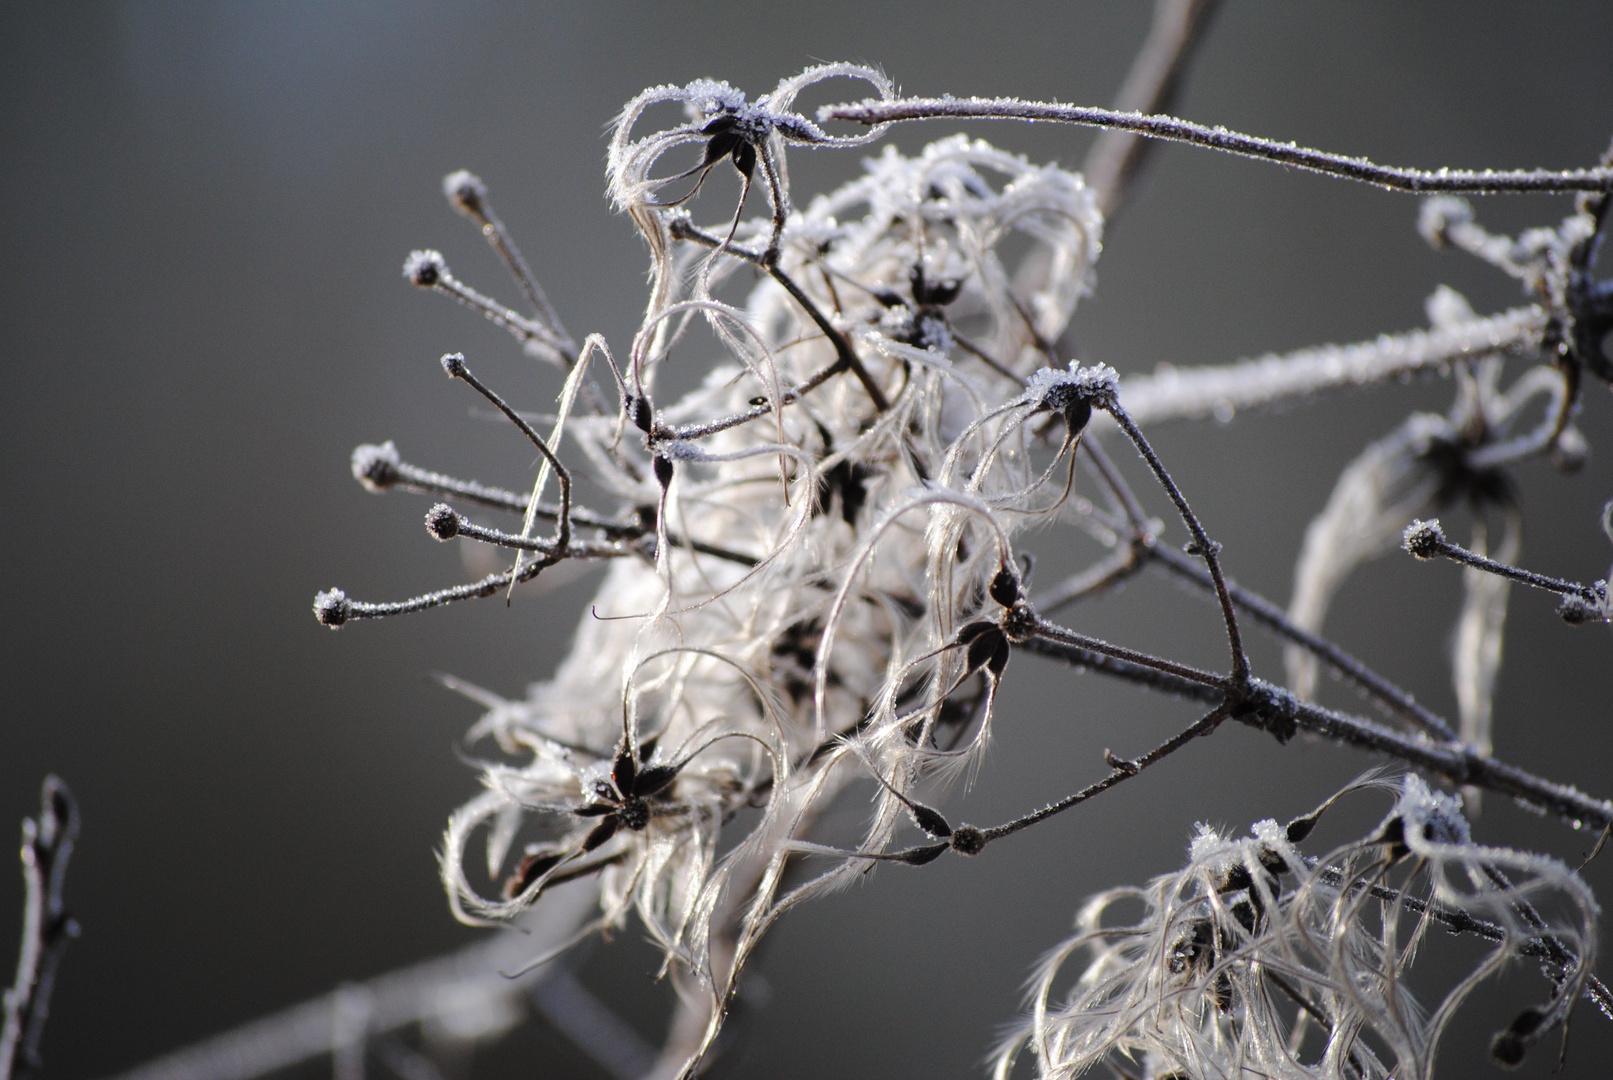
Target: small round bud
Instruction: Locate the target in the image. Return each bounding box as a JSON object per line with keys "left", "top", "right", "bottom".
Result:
{"left": 351, "top": 441, "right": 401, "bottom": 492}
{"left": 313, "top": 589, "right": 351, "bottom": 628}
{"left": 1402, "top": 519, "right": 1445, "bottom": 560}
{"left": 653, "top": 455, "right": 675, "bottom": 489}
{"left": 425, "top": 504, "right": 460, "bottom": 540}
{"left": 442, "top": 170, "right": 487, "bottom": 216}
{"left": 949, "top": 824, "right": 986, "bottom": 856}
{"left": 441, "top": 352, "right": 469, "bottom": 378}
{"left": 403, "top": 249, "right": 447, "bottom": 287}
{"left": 1557, "top": 594, "right": 1600, "bottom": 625}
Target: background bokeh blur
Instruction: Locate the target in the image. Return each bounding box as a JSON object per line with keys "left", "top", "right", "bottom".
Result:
{"left": 3, "top": 3, "right": 1611, "bottom": 1078}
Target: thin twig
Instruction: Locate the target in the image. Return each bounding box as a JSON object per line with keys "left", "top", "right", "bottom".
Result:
{"left": 1404, "top": 519, "right": 1604, "bottom": 601}
{"left": 1103, "top": 400, "right": 1249, "bottom": 682}
{"left": 1019, "top": 642, "right": 1612, "bottom": 830}
{"left": 1027, "top": 614, "right": 1230, "bottom": 689}
{"left": 440, "top": 354, "right": 572, "bottom": 556}
{"left": 351, "top": 446, "right": 758, "bottom": 567}
{"left": 822, "top": 98, "right": 1613, "bottom": 194}
{"left": 669, "top": 217, "right": 891, "bottom": 411}
{"left": 1083, "top": 0, "right": 1222, "bottom": 218}
{"left": 976, "top": 702, "right": 1231, "bottom": 845}
{"left": 2, "top": 777, "right": 79, "bottom": 1080}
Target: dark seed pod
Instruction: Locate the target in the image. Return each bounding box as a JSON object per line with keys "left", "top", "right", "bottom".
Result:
{"left": 1285, "top": 813, "right": 1320, "bottom": 844}
{"left": 966, "top": 627, "right": 1005, "bottom": 674}
{"left": 732, "top": 140, "right": 757, "bottom": 180}
{"left": 895, "top": 843, "right": 949, "bottom": 866}
{"left": 629, "top": 394, "right": 654, "bottom": 434}
{"left": 503, "top": 850, "right": 566, "bottom": 899}
{"left": 989, "top": 565, "right": 1020, "bottom": 607}
{"left": 612, "top": 747, "right": 638, "bottom": 796}
{"left": 582, "top": 817, "right": 620, "bottom": 852}
{"left": 632, "top": 764, "right": 679, "bottom": 798}
{"left": 908, "top": 803, "right": 953, "bottom": 839}
{"left": 653, "top": 455, "right": 675, "bottom": 489}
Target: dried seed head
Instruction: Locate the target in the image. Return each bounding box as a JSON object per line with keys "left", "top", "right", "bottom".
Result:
{"left": 313, "top": 588, "right": 351, "bottom": 628}
{"left": 1402, "top": 518, "right": 1446, "bottom": 559}
{"left": 443, "top": 170, "right": 487, "bottom": 217}
{"left": 424, "top": 504, "right": 460, "bottom": 540}
{"left": 350, "top": 441, "right": 400, "bottom": 492}
{"left": 403, "top": 249, "right": 447, "bottom": 287}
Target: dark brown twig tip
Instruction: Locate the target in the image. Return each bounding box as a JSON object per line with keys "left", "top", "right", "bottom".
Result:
{"left": 442, "top": 169, "right": 487, "bottom": 217}
{"left": 403, "top": 249, "right": 447, "bottom": 288}
{"left": 351, "top": 442, "right": 401, "bottom": 492}
{"left": 313, "top": 588, "right": 351, "bottom": 628}
{"left": 424, "top": 504, "right": 461, "bottom": 541}
{"left": 1403, "top": 518, "right": 1446, "bottom": 560}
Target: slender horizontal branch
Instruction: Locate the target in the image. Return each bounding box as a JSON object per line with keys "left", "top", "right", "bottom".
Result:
{"left": 1404, "top": 519, "right": 1605, "bottom": 601}
{"left": 1028, "top": 614, "right": 1232, "bottom": 690}
{"left": 1290, "top": 697, "right": 1611, "bottom": 830}
{"left": 1017, "top": 634, "right": 1224, "bottom": 703}
{"left": 822, "top": 98, "right": 1613, "bottom": 194}
{"left": 1021, "top": 639, "right": 1611, "bottom": 830}
{"left": 978, "top": 702, "right": 1230, "bottom": 844}
{"left": 1317, "top": 865, "right": 1613, "bottom": 1019}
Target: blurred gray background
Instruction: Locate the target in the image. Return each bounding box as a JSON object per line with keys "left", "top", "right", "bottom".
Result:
{"left": 3, "top": 3, "right": 1611, "bottom": 1078}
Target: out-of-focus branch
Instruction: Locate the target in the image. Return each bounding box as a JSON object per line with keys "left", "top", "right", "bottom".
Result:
{"left": 1, "top": 776, "right": 79, "bottom": 1080}
{"left": 1107, "top": 306, "right": 1546, "bottom": 427}
{"left": 1083, "top": 0, "right": 1222, "bottom": 218}
{"left": 99, "top": 884, "right": 598, "bottom": 1080}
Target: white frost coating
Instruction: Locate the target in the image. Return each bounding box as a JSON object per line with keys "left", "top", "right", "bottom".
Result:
{"left": 994, "top": 774, "right": 1599, "bottom": 1080}
{"left": 1111, "top": 305, "right": 1545, "bottom": 428}
{"left": 443, "top": 97, "right": 1105, "bottom": 1078}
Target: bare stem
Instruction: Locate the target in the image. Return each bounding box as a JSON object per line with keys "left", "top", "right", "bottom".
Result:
{"left": 977, "top": 702, "right": 1231, "bottom": 844}
{"left": 1103, "top": 401, "right": 1249, "bottom": 682}
{"left": 2, "top": 777, "right": 79, "bottom": 1080}
{"left": 441, "top": 354, "right": 572, "bottom": 556}
{"left": 1148, "top": 543, "right": 1457, "bottom": 741}
{"left": 1028, "top": 614, "right": 1231, "bottom": 690}
{"left": 1405, "top": 519, "right": 1604, "bottom": 601}
{"left": 1083, "top": 0, "right": 1222, "bottom": 218}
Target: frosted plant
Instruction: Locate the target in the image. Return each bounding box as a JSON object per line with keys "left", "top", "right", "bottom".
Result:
{"left": 319, "top": 115, "right": 1112, "bottom": 1076}
{"left": 93, "top": 7, "right": 1613, "bottom": 1080}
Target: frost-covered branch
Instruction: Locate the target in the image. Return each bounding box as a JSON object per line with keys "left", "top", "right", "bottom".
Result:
{"left": 1110, "top": 305, "right": 1546, "bottom": 427}
{"left": 823, "top": 97, "right": 1613, "bottom": 194}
